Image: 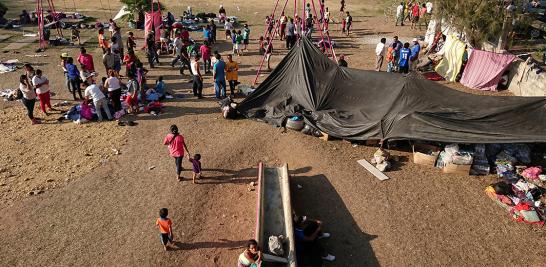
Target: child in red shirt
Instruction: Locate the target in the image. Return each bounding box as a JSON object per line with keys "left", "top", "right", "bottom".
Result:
{"left": 156, "top": 208, "right": 174, "bottom": 251}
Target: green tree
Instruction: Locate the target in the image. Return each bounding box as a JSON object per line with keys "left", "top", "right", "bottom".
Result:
{"left": 434, "top": 0, "right": 512, "bottom": 48}
{"left": 119, "top": 0, "right": 165, "bottom": 21}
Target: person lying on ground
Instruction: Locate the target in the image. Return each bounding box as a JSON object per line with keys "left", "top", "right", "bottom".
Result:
{"left": 238, "top": 239, "right": 262, "bottom": 267}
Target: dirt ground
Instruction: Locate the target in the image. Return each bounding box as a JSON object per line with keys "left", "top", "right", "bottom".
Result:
{"left": 1, "top": 0, "right": 545, "bottom": 266}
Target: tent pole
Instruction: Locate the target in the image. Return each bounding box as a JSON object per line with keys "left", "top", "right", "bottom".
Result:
{"left": 253, "top": 0, "right": 290, "bottom": 86}
{"left": 310, "top": 0, "right": 327, "bottom": 53}
{"left": 262, "top": 0, "right": 281, "bottom": 40}
{"left": 48, "top": 0, "right": 64, "bottom": 37}
{"left": 302, "top": 0, "right": 306, "bottom": 32}
{"left": 311, "top": 0, "right": 336, "bottom": 62}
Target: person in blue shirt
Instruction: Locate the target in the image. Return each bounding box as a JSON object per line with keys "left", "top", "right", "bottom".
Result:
{"left": 398, "top": 42, "right": 411, "bottom": 74}
{"left": 65, "top": 57, "right": 83, "bottom": 100}
{"left": 213, "top": 54, "right": 227, "bottom": 99}
{"left": 410, "top": 38, "right": 421, "bottom": 70}
{"left": 203, "top": 25, "right": 211, "bottom": 44}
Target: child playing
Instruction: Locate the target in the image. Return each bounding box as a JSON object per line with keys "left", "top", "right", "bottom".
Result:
{"left": 155, "top": 208, "right": 174, "bottom": 251}
{"left": 235, "top": 30, "right": 243, "bottom": 56}
{"left": 189, "top": 154, "right": 202, "bottom": 184}
{"left": 71, "top": 26, "right": 81, "bottom": 45}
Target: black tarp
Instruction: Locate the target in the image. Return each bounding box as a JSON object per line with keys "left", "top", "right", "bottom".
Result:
{"left": 237, "top": 37, "right": 546, "bottom": 143}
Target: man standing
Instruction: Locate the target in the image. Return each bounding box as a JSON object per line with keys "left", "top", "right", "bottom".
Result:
{"left": 146, "top": 32, "right": 159, "bottom": 68}
{"left": 84, "top": 75, "right": 112, "bottom": 121}
{"left": 286, "top": 18, "right": 296, "bottom": 49}
{"left": 375, "top": 38, "right": 386, "bottom": 71}
{"left": 102, "top": 49, "right": 115, "bottom": 73}
{"left": 410, "top": 38, "right": 421, "bottom": 70}
{"left": 395, "top": 2, "right": 404, "bottom": 26}
{"left": 213, "top": 54, "right": 227, "bottom": 99}
{"left": 209, "top": 20, "right": 217, "bottom": 44}
{"left": 344, "top": 12, "right": 352, "bottom": 36}
{"left": 191, "top": 55, "right": 203, "bottom": 98}
{"left": 171, "top": 34, "right": 183, "bottom": 67}
{"left": 392, "top": 36, "right": 403, "bottom": 71}
{"left": 225, "top": 54, "right": 239, "bottom": 97}
{"left": 112, "top": 27, "right": 124, "bottom": 58}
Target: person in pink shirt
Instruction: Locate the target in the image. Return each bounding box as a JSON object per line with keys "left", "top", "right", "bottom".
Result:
{"left": 77, "top": 47, "right": 95, "bottom": 72}
{"left": 200, "top": 41, "right": 212, "bottom": 74}
{"left": 163, "top": 125, "right": 190, "bottom": 181}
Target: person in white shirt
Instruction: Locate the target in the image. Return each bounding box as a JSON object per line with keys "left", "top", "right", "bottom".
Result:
{"left": 426, "top": 1, "right": 433, "bottom": 14}
{"left": 84, "top": 75, "right": 112, "bottom": 121}
{"left": 395, "top": 2, "right": 405, "bottom": 26}
{"left": 103, "top": 70, "right": 122, "bottom": 112}
{"left": 31, "top": 69, "right": 52, "bottom": 116}
{"left": 375, "top": 38, "right": 386, "bottom": 71}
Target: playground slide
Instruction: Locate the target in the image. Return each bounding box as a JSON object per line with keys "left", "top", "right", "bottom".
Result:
{"left": 255, "top": 163, "right": 297, "bottom": 267}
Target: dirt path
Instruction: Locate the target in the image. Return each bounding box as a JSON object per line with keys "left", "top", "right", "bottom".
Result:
{"left": 1, "top": 1, "right": 545, "bottom": 266}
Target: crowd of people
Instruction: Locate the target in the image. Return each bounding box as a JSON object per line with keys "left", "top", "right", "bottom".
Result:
{"left": 374, "top": 36, "right": 422, "bottom": 73}
{"left": 395, "top": 1, "right": 433, "bottom": 30}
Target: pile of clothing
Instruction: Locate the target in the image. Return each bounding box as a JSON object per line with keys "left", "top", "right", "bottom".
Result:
{"left": 435, "top": 144, "right": 474, "bottom": 168}
{"left": 486, "top": 177, "right": 545, "bottom": 225}
{"left": 484, "top": 144, "right": 545, "bottom": 225}
{"left": 60, "top": 102, "right": 115, "bottom": 123}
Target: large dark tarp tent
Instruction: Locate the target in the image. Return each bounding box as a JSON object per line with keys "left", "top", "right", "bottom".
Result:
{"left": 237, "top": 37, "right": 546, "bottom": 143}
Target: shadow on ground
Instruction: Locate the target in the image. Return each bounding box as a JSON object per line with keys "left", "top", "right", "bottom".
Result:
{"left": 291, "top": 172, "right": 379, "bottom": 267}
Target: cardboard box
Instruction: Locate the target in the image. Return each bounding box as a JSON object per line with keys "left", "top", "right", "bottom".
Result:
{"left": 319, "top": 132, "right": 330, "bottom": 141}
{"left": 412, "top": 144, "right": 440, "bottom": 166}
{"left": 443, "top": 163, "right": 471, "bottom": 175}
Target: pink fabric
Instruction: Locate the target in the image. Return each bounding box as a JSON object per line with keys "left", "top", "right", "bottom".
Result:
{"left": 163, "top": 134, "right": 185, "bottom": 157}
{"left": 78, "top": 54, "right": 95, "bottom": 71}
{"left": 145, "top": 11, "right": 162, "bottom": 42}
{"left": 200, "top": 45, "right": 211, "bottom": 59}
{"left": 460, "top": 50, "right": 516, "bottom": 91}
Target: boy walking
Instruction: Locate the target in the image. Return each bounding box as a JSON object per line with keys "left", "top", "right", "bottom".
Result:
{"left": 156, "top": 208, "right": 174, "bottom": 251}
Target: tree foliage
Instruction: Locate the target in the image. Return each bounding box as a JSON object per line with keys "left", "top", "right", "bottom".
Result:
{"left": 0, "top": 1, "right": 8, "bottom": 18}
{"left": 119, "top": 0, "right": 165, "bottom": 21}
{"left": 434, "top": 0, "right": 510, "bottom": 47}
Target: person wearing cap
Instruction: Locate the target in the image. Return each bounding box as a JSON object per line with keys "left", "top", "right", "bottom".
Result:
{"left": 410, "top": 38, "right": 421, "bottom": 70}
{"left": 84, "top": 75, "right": 113, "bottom": 122}
{"left": 60, "top": 53, "right": 72, "bottom": 93}
{"left": 338, "top": 54, "right": 348, "bottom": 67}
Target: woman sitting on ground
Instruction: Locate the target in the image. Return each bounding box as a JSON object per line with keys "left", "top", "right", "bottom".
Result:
{"left": 238, "top": 239, "right": 262, "bottom": 267}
